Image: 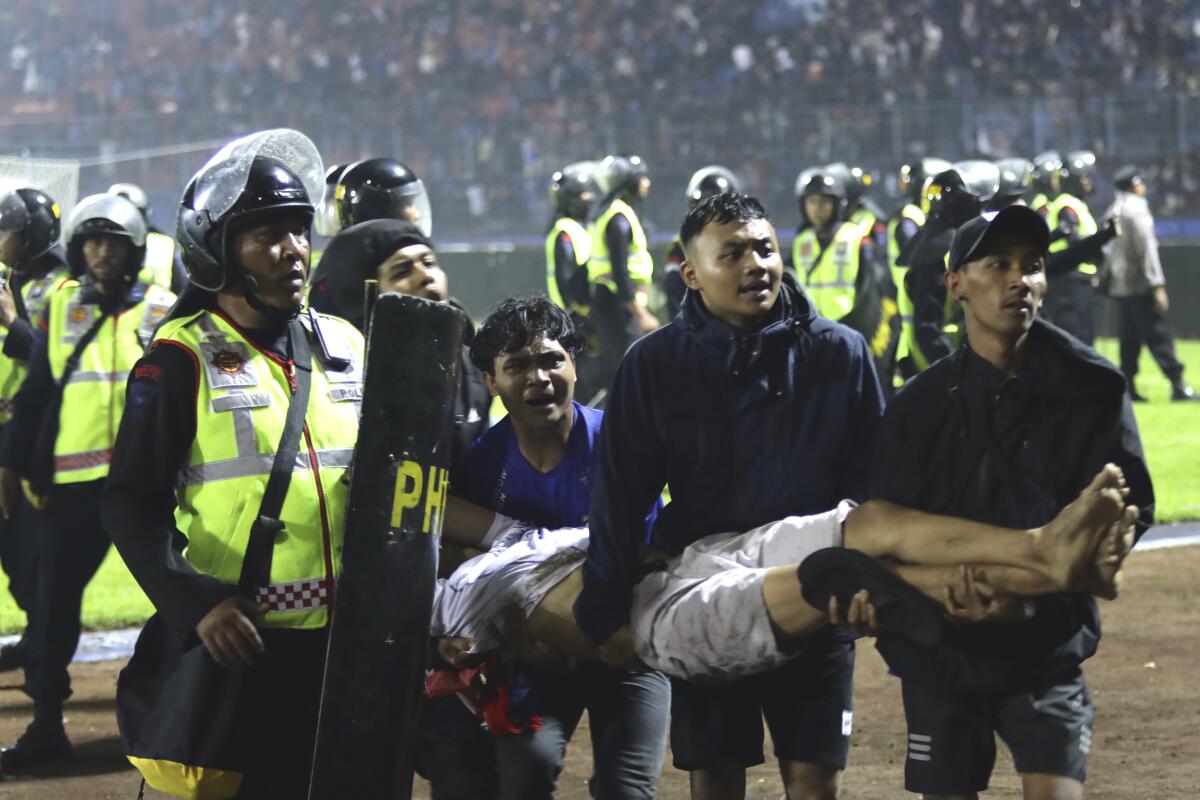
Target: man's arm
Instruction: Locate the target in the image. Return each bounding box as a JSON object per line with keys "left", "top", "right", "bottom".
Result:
{"left": 1, "top": 317, "right": 39, "bottom": 362}
{"left": 574, "top": 345, "right": 667, "bottom": 646}
{"left": 605, "top": 214, "right": 634, "bottom": 303}
{"left": 0, "top": 334, "right": 54, "bottom": 473}
{"left": 101, "top": 342, "right": 238, "bottom": 640}
{"left": 553, "top": 230, "right": 578, "bottom": 306}
{"left": 1046, "top": 222, "right": 1116, "bottom": 279}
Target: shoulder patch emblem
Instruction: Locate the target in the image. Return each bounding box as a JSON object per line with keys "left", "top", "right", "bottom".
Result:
{"left": 68, "top": 305, "right": 90, "bottom": 324}
{"left": 210, "top": 349, "right": 246, "bottom": 376}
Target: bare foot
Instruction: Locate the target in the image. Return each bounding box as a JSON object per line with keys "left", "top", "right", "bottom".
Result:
{"left": 1036, "top": 464, "right": 1127, "bottom": 591}
{"left": 1085, "top": 504, "right": 1139, "bottom": 600}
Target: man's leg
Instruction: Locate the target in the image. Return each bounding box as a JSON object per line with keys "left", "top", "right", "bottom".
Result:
{"left": 761, "top": 628, "right": 854, "bottom": 800}
{"left": 1137, "top": 295, "right": 1188, "bottom": 387}
{"left": 414, "top": 696, "right": 498, "bottom": 800}
{"left": 494, "top": 666, "right": 585, "bottom": 800}
{"left": 997, "top": 668, "right": 1092, "bottom": 800}
{"left": 1116, "top": 296, "right": 1144, "bottom": 387}
{"left": 583, "top": 662, "right": 670, "bottom": 800}
{"left": 2, "top": 481, "right": 111, "bottom": 769}
{"left": 900, "top": 677, "right": 995, "bottom": 799}
{"left": 670, "top": 677, "right": 765, "bottom": 800}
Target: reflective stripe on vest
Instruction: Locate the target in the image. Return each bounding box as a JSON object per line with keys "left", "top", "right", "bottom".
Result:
{"left": 138, "top": 231, "right": 177, "bottom": 290}
{"left": 0, "top": 266, "right": 69, "bottom": 424}
{"left": 156, "top": 310, "right": 364, "bottom": 629}
{"left": 792, "top": 221, "right": 862, "bottom": 320}
{"left": 1046, "top": 193, "right": 1099, "bottom": 275}
{"left": 544, "top": 217, "right": 591, "bottom": 309}
{"left": 588, "top": 199, "right": 653, "bottom": 293}
{"left": 47, "top": 281, "right": 176, "bottom": 483}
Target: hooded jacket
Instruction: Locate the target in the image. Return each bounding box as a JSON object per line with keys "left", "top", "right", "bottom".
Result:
{"left": 575, "top": 272, "right": 885, "bottom": 645}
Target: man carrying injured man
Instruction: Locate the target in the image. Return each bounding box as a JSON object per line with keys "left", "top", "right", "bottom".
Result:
{"left": 429, "top": 465, "right": 1136, "bottom": 684}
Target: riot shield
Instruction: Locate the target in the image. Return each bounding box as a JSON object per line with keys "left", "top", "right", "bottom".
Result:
{"left": 308, "top": 292, "right": 463, "bottom": 799}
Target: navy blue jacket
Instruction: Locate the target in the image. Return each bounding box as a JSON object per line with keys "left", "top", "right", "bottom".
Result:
{"left": 575, "top": 274, "right": 886, "bottom": 645}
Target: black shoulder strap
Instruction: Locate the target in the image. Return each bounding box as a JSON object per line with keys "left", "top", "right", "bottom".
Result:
{"left": 238, "top": 318, "right": 314, "bottom": 592}
{"left": 56, "top": 311, "right": 110, "bottom": 389}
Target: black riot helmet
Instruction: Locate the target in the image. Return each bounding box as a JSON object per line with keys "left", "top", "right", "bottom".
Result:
{"left": 1058, "top": 150, "right": 1097, "bottom": 198}
{"left": 795, "top": 167, "right": 847, "bottom": 225}
{"left": 65, "top": 193, "right": 148, "bottom": 283}
{"left": 314, "top": 163, "right": 350, "bottom": 237}
{"left": 177, "top": 129, "right": 323, "bottom": 300}
{"left": 926, "top": 161, "right": 1000, "bottom": 228}
{"left": 685, "top": 165, "right": 741, "bottom": 207}
{"left": 335, "top": 158, "right": 432, "bottom": 236}
{"left": 0, "top": 188, "right": 61, "bottom": 267}
{"left": 989, "top": 158, "right": 1035, "bottom": 209}
{"left": 898, "top": 158, "right": 952, "bottom": 205}
{"left": 549, "top": 162, "right": 597, "bottom": 221}
{"left": 1031, "top": 151, "right": 1062, "bottom": 195}
{"left": 595, "top": 154, "right": 650, "bottom": 202}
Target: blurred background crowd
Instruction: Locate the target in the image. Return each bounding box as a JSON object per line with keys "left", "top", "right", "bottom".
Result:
{"left": 2, "top": 0, "right": 1198, "bottom": 238}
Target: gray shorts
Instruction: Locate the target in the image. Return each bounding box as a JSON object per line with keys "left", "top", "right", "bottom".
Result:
{"left": 901, "top": 667, "right": 1094, "bottom": 795}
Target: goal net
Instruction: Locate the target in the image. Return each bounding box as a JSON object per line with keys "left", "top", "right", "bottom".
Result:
{"left": 0, "top": 155, "right": 81, "bottom": 217}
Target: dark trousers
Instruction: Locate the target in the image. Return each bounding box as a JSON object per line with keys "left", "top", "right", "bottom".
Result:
{"left": 0, "top": 488, "right": 36, "bottom": 614}
{"left": 235, "top": 628, "right": 328, "bottom": 800}
{"left": 1116, "top": 293, "right": 1185, "bottom": 385}
{"left": 1043, "top": 272, "right": 1096, "bottom": 346}
{"left": 24, "top": 479, "right": 111, "bottom": 712}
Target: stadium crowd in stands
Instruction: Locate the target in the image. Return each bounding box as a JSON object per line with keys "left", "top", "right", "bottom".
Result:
{"left": 2, "top": 0, "right": 1198, "bottom": 236}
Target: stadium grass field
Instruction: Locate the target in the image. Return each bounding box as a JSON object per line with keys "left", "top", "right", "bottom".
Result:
{"left": 0, "top": 339, "right": 1195, "bottom": 636}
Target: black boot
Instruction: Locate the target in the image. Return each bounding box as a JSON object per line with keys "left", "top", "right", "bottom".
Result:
{"left": 1128, "top": 387, "right": 1148, "bottom": 403}
{"left": 0, "top": 634, "right": 28, "bottom": 672}
{"left": 0, "top": 713, "right": 72, "bottom": 773}
{"left": 1171, "top": 381, "right": 1198, "bottom": 402}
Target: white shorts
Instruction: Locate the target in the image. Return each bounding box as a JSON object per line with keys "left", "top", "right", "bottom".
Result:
{"left": 630, "top": 502, "right": 853, "bottom": 683}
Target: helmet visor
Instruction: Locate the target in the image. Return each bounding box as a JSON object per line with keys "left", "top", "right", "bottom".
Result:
{"left": 379, "top": 179, "right": 433, "bottom": 237}
{"left": 314, "top": 180, "right": 343, "bottom": 238}
{"left": 192, "top": 129, "right": 324, "bottom": 223}
{"left": 65, "top": 194, "right": 148, "bottom": 247}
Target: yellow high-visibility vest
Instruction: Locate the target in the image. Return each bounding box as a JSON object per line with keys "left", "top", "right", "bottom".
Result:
{"left": 588, "top": 199, "right": 653, "bottom": 295}
{"left": 154, "top": 309, "right": 364, "bottom": 629}
{"left": 886, "top": 204, "right": 926, "bottom": 364}
{"left": 138, "top": 231, "right": 178, "bottom": 290}
{"left": 0, "top": 265, "right": 69, "bottom": 423}
{"left": 544, "top": 217, "right": 591, "bottom": 311}
{"left": 46, "top": 280, "right": 176, "bottom": 483}
{"left": 792, "top": 221, "right": 863, "bottom": 320}
{"left": 1045, "top": 193, "right": 1099, "bottom": 275}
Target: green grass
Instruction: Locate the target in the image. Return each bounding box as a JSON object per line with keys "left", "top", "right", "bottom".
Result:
{"left": 1093, "top": 337, "right": 1200, "bottom": 523}
{"left": 0, "top": 338, "right": 1196, "bottom": 635}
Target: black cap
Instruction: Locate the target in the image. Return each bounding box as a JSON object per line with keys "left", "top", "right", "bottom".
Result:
{"left": 947, "top": 205, "right": 1050, "bottom": 272}
{"left": 1114, "top": 165, "right": 1143, "bottom": 192}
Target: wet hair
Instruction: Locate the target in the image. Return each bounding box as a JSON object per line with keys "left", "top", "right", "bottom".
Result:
{"left": 470, "top": 295, "right": 585, "bottom": 374}
{"left": 679, "top": 192, "right": 771, "bottom": 252}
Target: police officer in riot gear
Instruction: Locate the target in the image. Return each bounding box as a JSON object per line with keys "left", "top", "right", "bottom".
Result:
{"left": 335, "top": 157, "right": 433, "bottom": 237}
{"left": 0, "top": 192, "right": 175, "bottom": 771}
{"left": 1029, "top": 150, "right": 1062, "bottom": 214}
{"left": 898, "top": 161, "right": 1000, "bottom": 370}
{"left": 829, "top": 162, "right": 888, "bottom": 251}
{"left": 0, "top": 188, "right": 69, "bottom": 672}
{"left": 662, "top": 165, "right": 741, "bottom": 317}
{"left": 585, "top": 154, "right": 659, "bottom": 399}
{"left": 989, "top": 158, "right": 1035, "bottom": 210}
{"left": 890, "top": 158, "right": 950, "bottom": 381}
{"left": 107, "top": 182, "right": 187, "bottom": 293}
{"left": 104, "top": 130, "right": 364, "bottom": 798}
{"left": 1041, "top": 150, "right": 1101, "bottom": 344}
{"left": 546, "top": 161, "right": 597, "bottom": 315}
{"left": 793, "top": 166, "right": 899, "bottom": 383}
